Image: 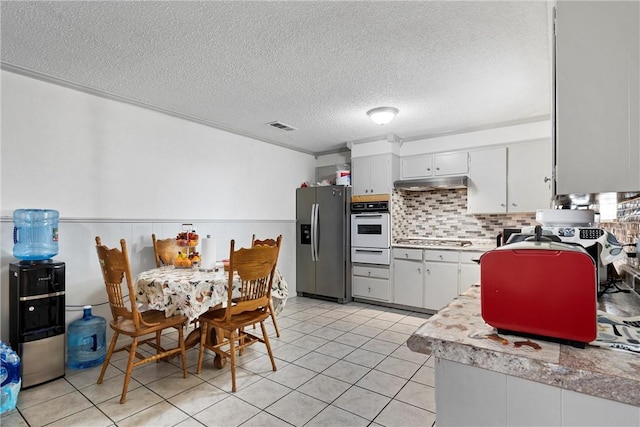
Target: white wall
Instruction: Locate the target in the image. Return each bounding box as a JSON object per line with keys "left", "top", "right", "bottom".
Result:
{"left": 0, "top": 70, "right": 316, "bottom": 341}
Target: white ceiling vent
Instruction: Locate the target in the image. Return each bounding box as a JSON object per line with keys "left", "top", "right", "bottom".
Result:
{"left": 267, "top": 121, "right": 297, "bottom": 132}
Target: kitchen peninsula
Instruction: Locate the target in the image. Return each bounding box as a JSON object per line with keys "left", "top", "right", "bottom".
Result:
{"left": 407, "top": 285, "right": 640, "bottom": 426}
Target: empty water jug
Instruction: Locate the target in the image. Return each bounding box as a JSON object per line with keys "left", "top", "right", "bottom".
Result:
{"left": 67, "top": 306, "right": 106, "bottom": 370}
{"left": 13, "top": 209, "right": 59, "bottom": 261}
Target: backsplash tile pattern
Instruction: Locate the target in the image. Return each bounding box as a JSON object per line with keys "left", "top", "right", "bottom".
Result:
{"left": 392, "top": 189, "right": 536, "bottom": 241}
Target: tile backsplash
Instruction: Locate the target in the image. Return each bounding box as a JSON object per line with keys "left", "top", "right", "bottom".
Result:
{"left": 392, "top": 189, "right": 536, "bottom": 241}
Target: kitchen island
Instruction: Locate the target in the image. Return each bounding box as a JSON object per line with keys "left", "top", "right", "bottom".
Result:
{"left": 407, "top": 285, "right": 640, "bottom": 426}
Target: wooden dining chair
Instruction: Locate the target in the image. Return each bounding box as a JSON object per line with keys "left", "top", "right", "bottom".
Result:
{"left": 152, "top": 233, "right": 180, "bottom": 267}
{"left": 95, "top": 236, "right": 188, "bottom": 404}
{"left": 251, "top": 234, "right": 283, "bottom": 337}
{"left": 196, "top": 236, "right": 282, "bottom": 392}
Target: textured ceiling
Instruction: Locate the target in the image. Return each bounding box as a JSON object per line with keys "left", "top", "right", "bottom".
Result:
{"left": 1, "top": 1, "right": 552, "bottom": 155}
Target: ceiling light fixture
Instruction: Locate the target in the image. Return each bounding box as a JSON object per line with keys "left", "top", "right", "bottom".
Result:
{"left": 367, "top": 107, "right": 399, "bottom": 125}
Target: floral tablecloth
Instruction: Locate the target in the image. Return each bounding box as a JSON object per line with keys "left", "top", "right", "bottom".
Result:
{"left": 135, "top": 266, "right": 288, "bottom": 322}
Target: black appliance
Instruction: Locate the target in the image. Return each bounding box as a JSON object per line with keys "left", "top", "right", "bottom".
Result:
{"left": 9, "top": 261, "right": 66, "bottom": 388}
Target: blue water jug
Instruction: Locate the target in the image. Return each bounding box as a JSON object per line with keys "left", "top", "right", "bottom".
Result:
{"left": 67, "top": 306, "right": 107, "bottom": 370}
{"left": 13, "top": 209, "right": 59, "bottom": 261}
{"left": 0, "top": 342, "right": 21, "bottom": 415}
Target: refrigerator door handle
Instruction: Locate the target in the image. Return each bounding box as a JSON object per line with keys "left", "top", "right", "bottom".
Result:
{"left": 311, "top": 203, "right": 319, "bottom": 261}
{"left": 312, "top": 203, "right": 319, "bottom": 261}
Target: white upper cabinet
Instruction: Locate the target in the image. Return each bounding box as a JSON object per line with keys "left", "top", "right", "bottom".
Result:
{"left": 468, "top": 147, "right": 508, "bottom": 213}
{"left": 352, "top": 154, "right": 399, "bottom": 196}
{"left": 507, "top": 141, "right": 552, "bottom": 212}
{"left": 468, "top": 140, "right": 552, "bottom": 214}
{"left": 555, "top": 1, "right": 640, "bottom": 194}
{"left": 401, "top": 152, "right": 468, "bottom": 179}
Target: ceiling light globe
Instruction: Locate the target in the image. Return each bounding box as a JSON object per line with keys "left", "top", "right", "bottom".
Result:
{"left": 367, "top": 107, "right": 399, "bottom": 125}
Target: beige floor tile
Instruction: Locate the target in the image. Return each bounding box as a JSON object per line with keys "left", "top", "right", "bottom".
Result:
{"left": 292, "top": 351, "right": 339, "bottom": 373}
{"left": 373, "top": 399, "right": 436, "bottom": 427}
{"left": 266, "top": 363, "right": 316, "bottom": 389}
{"left": 194, "top": 395, "right": 260, "bottom": 426}
{"left": 319, "top": 310, "right": 348, "bottom": 320}
{"left": 341, "top": 314, "right": 371, "bottom": 325}
{"left": 375, "top": 357, "right": 421, "bottom": 380}
{"left": 81, "top": 373, "right": 143, "bottom": 404}
{"left": 235, "top": 377, "right": 292, "bottom": 409}
{"left": 242, "top": 411, "right": 293, "bottom": 426}
{"left": 375, "top": 311, "right": 409, "bottom": 323}
{"left": 361, "top": 338, "right": 400, "bottom": 355}
{"left": 168, "top": 382, "right": 228, "bottom": 415}
{"left": 309, "top": 326, "right": 345, "bottom": 341}
{"left": 297, "top": 374, "right": 351, "bottom": 404}
{"left": 397, "top": 315, "right": 430, "bottom": 327}
{"left": 326, "top": 319, "right": 359, "bottom": 332}
{"left": 333, "top": 386, "right": 391, "bottom": 421}
{"left": 118, "top": 401, "right": 189, "bottom": 427}
{"left": 388, "top": 322, "right": 421, "bottom": 335}
{"left": 16, "top": 378, "right": 75, "bottom": 410}
{"left": 274, "top": 329, "right": 305, "bottom": 343}
{"left": 207, "top": 366, "right": 263, "bottom": 392}
{"left": 411, "top": 365, "right": 435, "bottom": 387}
{"left": 356, "top": 369, "right": 408, "bottom": 398}
{"left": 272, "top": 343, "right": 311, "bottom": 362}
{"left": 307, "top": 316, "right": 340, "bottom": 327}
{"left": 314, "top": 341, "right": 356, "bottom": 359}
{"left": 265, "top": 390, "right": 327, "bottom": 426}
{"left": 289, "top": 334, "right": 329, "bottom": 351}
{"left": 343, "top": 348, "right": 386, "bottom": 369}
{"left": 145, "top": 370, "right": 204, "bottom": 398}
{"left": 390, "top": 344, "right": 430, "bottom": 365}
{"left": 46, "top": 406, "right": 113, "bottom": 427}
{"left": 334, "top": 332, "right": 371, "bottom": 348}
{"left": 239, "top": 353, "right": 282, "bottom": 376}
{"left": 130, "top": 359, "right": 184, "bottom": 384}
{"left": 21, "top": 390, "right": 93, "bottom": 426}
{"left": 306, "top": 404, "right": 370, "bottom": 427}
{"left": 350, "top": 324, "right": 384, "bottom": 338}
{"left": 322, "top": 360, "right": 370, "bottom": 384}
{"left": 364, "top": 318, "right": 395, "bottom": 330}
{"left": 0, "top": 410, "right": 29, "bottom": 426}
{"left": 355, "top": 307, "right": 390, "bottom": 318}
{"left": 424, "top": 355, "right": 435, "bottom": 368}
{"left": 173, "top": 416, "right": 207, "bottom": 427}
{"left": 395, "top": 381, "right": 436, "bottom": 412}
{"left": 96, "top": 386, "right": 163, "bottom": 422}
{"left": 376, "top": 330, "right": 410, "bottom": 345}
{"left": 65, "top": 364, "right": 119, "bottom": 389}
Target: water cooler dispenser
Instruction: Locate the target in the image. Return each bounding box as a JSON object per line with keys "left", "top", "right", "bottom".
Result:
{"left": 9, "top": 261, "right": 66, "bottom": 388}
{"left": 9, "top": 209, "right": 65, "bottom": 388}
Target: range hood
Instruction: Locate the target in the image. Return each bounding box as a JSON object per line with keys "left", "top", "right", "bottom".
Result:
{"left": 394, "top": 176, "right": 468, "bottom": 191}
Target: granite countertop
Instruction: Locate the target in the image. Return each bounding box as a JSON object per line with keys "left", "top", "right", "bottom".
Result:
{"left": 392, "top": 239, "right": 495, "bottom": 252}
{"left": 407, "top": 285, "right": 640, "bottom": 407}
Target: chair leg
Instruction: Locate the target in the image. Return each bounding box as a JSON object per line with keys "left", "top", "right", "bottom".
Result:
{"left": 155, "top": 330, "right": 162, "bottom": 362}
{"left": 196, "top": 323, "right": 207, "bottom": 374}
{"left": 121, "top": 337, "right": 138, "bottom": 404}
{"left": 269, "top": 300, "right": 280, "bottom": 338}
{"left": 178, "top": 324, "right": 187, "bottom": 378}
{"left": 260, "top": 321, "right": 277, "bottom": 372}
{"left": 229, "top": 329, "right": 237, "bottom": 392}
{"left": 97, "top": 331, "right": 119, "bottom": 384}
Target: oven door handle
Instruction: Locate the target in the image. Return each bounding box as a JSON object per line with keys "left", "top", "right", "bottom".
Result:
{"left": 353, "top": 214, "right": 384, "bottom": 219}
{"left": 354, "top": 249, "right": 385, "bottom": 254}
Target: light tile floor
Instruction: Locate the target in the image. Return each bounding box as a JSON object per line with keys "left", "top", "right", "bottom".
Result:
{"left": 1, "top": 296, "right": 436, "bottom": 427}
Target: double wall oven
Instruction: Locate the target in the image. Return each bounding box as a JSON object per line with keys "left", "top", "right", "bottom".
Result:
{"left": 351, "top": 201, "right": 390, "bottom": 265}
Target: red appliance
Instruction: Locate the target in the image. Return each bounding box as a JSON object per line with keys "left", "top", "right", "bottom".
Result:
{"left": 480, "top": 240, "right": 597, "bottom": 344}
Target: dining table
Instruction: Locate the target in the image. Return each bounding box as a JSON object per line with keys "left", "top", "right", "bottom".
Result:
{"left": 135, "top": 264, "right": 288, "bottom": 365}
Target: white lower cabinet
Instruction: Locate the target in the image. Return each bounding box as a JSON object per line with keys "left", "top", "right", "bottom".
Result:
{"left": 459, "top": 251, "right": 483, "bottom": 294}
{"left": 352, "top": 264, "right": 391, "bottom": 302}
{"left": 393, "top": 248, "right": 423, "bottom": 307}
{"left": 424, "top": 250, "right": 459, "bottom": 311}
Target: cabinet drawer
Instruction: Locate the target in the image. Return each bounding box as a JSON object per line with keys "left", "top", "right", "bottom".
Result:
{"left": 392, "top": 248, "right": 423, "bottom": 261}
{"left": 353, "top": 276, "right": 390, "bottom": 301}
{"left": 459, "top": 251, "right": 484, "bottom": 264}
{"left": 424, "top": 250, "right": 458, "bottom": 263}
{"left": 353, "top": 265, "right": 390, "bottom": 280}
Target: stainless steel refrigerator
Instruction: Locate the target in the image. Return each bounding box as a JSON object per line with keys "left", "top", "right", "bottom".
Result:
{"left": 296, "top": 185, "right": 351, "bottom": 303}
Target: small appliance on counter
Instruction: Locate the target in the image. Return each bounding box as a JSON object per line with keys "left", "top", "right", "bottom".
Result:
{"left": 480, "top": 226, "right": 598, "bottom": 347}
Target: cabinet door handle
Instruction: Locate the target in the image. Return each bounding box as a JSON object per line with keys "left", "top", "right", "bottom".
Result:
{"left": 405, "top": 253, "right": 409, "bottom": 258}
{"left": 511, "top": 203, "right": 517, "bottom": 207}
{"left": 439, "top": 255, "right": 443, "bottom": 260}
{"left": 426, "top": 168, "right": 431, "bottom": 171}
{"left": 426, "top": 269, "right": 430, "bottom": 274}
{"left": 500, "top": 203, "right": 506, "bottom": 207}
{"left": 436, "top": 167, "right": 440, "bottom": 170}
{"left": 544, "top": 177, "right": 551, "bottom": 183}
{"left": 417, "top": 268, "right": 421, "bottom": 274}
{"left": 368, "top": 286, "right": 371, "bottom": 293}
